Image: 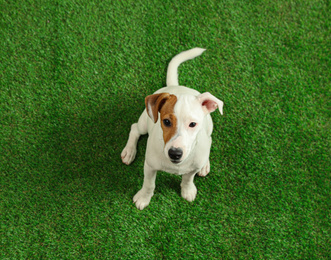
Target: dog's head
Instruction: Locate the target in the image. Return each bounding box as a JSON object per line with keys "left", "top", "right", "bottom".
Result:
{"left": 145, "top": 92, "right": 223, "bottom": 164}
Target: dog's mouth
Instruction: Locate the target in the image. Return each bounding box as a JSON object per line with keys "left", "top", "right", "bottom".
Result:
{"left": 170, "top": 159, "right": 182, "bottom": 164}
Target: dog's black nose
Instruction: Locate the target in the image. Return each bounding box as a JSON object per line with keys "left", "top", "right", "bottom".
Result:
{"left": 168, "top": 147, "right": 183, "bottom": 163}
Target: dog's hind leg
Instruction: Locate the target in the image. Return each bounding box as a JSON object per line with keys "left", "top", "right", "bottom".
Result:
{"left": 121, "top": 111, "right": 148, "bottom": 165}
{"left": 197, "top": 159, "right": 210, "bottom": 177}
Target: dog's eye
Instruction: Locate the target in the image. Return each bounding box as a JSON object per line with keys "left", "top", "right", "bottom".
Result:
{"left": 189, "top": 122, "right": 197, "bottom": 128}
{"left": 163, "top": 119, "right": 172, "bottom": 127}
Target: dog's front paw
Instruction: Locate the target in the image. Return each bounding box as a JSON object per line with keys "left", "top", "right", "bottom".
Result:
{"left": 197, "top": 160, "right": 210, "bottom": 177}
{"left": 133, "top": 189, "right": 153, "bottom": 210}
{"left": 181, "top": 184, "right": 197, "bottom": 202}
{"left": 121, "top": 146, "right": 137, "bottom": 165}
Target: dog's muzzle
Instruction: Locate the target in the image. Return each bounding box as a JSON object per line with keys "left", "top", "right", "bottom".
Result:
{"left": 168, "top": 147, "right": 183, "bottom": 164}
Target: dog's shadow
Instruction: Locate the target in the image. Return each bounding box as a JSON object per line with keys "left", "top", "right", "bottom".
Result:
{"left": 41, "top": 99, "right": 143, "bottom": 203}
{"left": 156, "top": 172, "right": 182, "bottom": 197}
{"left": 42, "top": 91, "right": 187, "bottom": 206}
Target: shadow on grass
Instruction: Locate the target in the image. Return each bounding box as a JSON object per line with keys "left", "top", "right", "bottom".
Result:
{"left": 39, "top": 101, "right": 144, "bottom": 205}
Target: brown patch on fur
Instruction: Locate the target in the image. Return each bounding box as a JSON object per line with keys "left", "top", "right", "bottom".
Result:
{"left": 160, "top": 96, "right": 178, "bottom": 144}
{"left": 145, "top": 93, "right": 171, "bottom": 123}
{"left": 145, "top": 93, "right": 178, "bottom": 144}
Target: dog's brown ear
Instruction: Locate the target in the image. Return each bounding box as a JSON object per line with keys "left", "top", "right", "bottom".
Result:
{"left": 198, "top": 92, "right": 224, "bottom": 115}
{"left": 145, "top": 93, "right": 171, "bottom": 123}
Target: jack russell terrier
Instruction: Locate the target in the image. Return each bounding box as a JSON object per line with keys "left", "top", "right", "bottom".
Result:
{"left": 121, "top": 48, "right": 224, "bottom": 210}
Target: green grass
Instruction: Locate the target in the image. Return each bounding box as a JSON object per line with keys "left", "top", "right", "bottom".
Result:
{"left": 1, "top": 0, "right": 330, "bottom": 258}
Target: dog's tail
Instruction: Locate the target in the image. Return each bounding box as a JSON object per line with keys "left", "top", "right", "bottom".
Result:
{"left": 166, "top": 47, "right": 206, "bottom": 87}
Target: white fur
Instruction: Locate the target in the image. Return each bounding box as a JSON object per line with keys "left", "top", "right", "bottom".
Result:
{"left": 121, "top": 48, "right": 223, "bottom": 210}
{"left": 167, "top": 47, "right": 206, "bottom": 87}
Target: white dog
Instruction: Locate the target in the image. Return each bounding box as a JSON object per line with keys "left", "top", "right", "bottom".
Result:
{"left": 121, "top": 48, "right": 224, "bottom": 210}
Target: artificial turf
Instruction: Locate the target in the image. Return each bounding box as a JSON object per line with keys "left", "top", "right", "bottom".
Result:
{"left": 1, "top": 0, "right": 330, "bottom": 258}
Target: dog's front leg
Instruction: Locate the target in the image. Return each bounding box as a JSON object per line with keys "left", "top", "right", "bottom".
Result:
{"left": 133, "top": 161, "right": 157, "bottom": 210}
{"left": 181, "top": 172, "right": 197, "bottom": 202}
